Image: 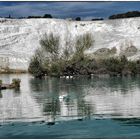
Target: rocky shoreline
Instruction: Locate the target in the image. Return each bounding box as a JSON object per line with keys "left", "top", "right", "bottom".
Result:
{"left": 0, "top": 68, "right": 27, "bottom": 74}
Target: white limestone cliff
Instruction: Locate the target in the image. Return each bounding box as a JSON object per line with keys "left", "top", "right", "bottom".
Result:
{"left": 0, "top": 17, "right": 140, "bottom": 70}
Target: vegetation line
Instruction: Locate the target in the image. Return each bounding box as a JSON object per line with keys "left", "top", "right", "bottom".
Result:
{"left": 28, "top": 33, "right": 140, "bottom": 78}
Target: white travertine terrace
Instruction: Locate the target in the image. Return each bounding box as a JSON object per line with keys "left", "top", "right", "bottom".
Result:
{"left": 0, "top": 17, "right": 140, "bottom": 70}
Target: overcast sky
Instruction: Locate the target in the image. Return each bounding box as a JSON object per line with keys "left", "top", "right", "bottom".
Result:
{"left": 0, "top": 2, "right": 140, "bottom": 20}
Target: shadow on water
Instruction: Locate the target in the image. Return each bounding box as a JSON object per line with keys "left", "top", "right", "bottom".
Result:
{"left": 90, "top": 76, "right": 140, "bottom": 94}
{"left": 13, "top": 88, "right": 21, "bottom": 96}
{"left": 113, "top": 118, "right": 140, "bottom": 127}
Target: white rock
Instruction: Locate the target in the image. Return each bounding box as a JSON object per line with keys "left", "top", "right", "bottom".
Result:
{"left": 0, "top": 18, "right": 140, "bottom": 70}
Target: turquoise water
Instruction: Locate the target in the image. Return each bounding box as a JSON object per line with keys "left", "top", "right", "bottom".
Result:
{"left": 1, "top": 74, "right": 140, "bottom": 138}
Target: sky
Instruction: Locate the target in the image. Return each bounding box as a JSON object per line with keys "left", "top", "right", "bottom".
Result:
{"left": 0, "top": 2, "right": 140, "bottom": 20}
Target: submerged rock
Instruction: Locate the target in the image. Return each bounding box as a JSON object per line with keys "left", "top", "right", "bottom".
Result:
{"left": 47, "top": 122, "right": 55, "bottom": 125}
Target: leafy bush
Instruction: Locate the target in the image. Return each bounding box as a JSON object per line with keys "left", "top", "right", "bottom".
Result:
{"left": 40, "top": 33, "right": 60, "bottom": 61}
{"left": 29, "top": 32, "right": 140, "bottom": 78}
{"left": 29, "top": 34, "right": 60, "bottom": 77}
{"left": 12, "top": 79, "right": 21, "bottom": 88}
{"left": 0, "top": 80, "right": 2, "bottom": 86}
{"left": 28, "top": 56, "right": 45, "bottom": 78}
{"left": 43, "top": 14, "right": 52, "bottom": 18}
{"left": 104, "top": 57, "right": 123, "bottom": 73}
{"left": 75, "top": 17, "right": 81, "bottom": 21}
{"left": 92, "top": 18, "right": 104, "bottom": 21}
{"left": 27, "top": 14, "right": 53, "bottom": 19}
{"left": 27, "top": 16, "right": 42, "bottom": 18}
{"left": 73, "top": 33, "right": 93, "bottom": 60}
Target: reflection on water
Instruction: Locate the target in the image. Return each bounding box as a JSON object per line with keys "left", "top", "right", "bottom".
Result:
{"left": 113, "top": 118, "right": 140, "bottom": 126}
{"left": 1, "top": 74, "right": 140, "bottom": 123}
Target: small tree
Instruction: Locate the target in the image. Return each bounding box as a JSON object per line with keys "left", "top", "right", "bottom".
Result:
{"left": 40, "top": 34, "right": 60, "bottom": 61}
{"left": 28, "top": 56, "right": 44, "bottom": 78}
{"left": 75, "top": 17, "right": 81, "bottom": 21}
{"left": 120, "top": 55, "right": 128, "bottom": 65}
{"left": 12, "top": 79, "right": 21, "bottom": 88}
{"left": 43, "top": 14, "right": 52, "bottom": 18}
{"left": 8, "top": 14, "right": 11, "bottom": 18}
{"left": 0, "top": 80, "right": 2, "bottom": 89}
{"left": 74, "top": 33, "right": 93, "bottom": 60}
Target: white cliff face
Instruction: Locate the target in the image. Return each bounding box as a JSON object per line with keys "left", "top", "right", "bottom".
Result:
{"left": 0, "top": 17, "right": 140, "bottom": 70}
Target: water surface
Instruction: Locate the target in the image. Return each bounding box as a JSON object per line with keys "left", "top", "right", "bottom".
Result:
{"left": 0, "top": 74, "right": 140, "bottom": 138}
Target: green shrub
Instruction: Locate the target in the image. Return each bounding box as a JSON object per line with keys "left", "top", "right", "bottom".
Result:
{"left": 74, "top": 33, "right": 93, "bottom": 58}
{"left": 43, "top": 14, "right": 52, "bottom": 18}
{"left": 120, "top": 55, "right": 128, "bottom": 65}
{"left": 63, "top": 46, "right": 72, "bottom": 60}
{"left": 40, "top": 33, "right": 60, "bottom": 61}
{"left": 29, "top": 32, "right": 140, "bottom": 77}
{"left": 50, "top": 62, "right": 61, "bottom": 76}
{"left": 28, "top": 56, "right": 45, "bottom": 78}
{"left": 69, "top": 33, "right": 94, "bottom": 70}
{"left": 0, "top": 80, "right": 2, "bottom": 86}
{"left": 29, "top": 33, "right": 60, "bottom": 77}
{"left": 75, "top": 17, "right": 81, "bottom": 21}
{"left": 12, "top": 79, "right": 21, "bottom": 88}
{"left": 136, "top": 60, "right": 140, "bottom": 74}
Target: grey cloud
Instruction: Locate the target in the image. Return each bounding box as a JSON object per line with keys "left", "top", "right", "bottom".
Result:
{"left": 0, "top": 2, "right": 139, "bottom": 20}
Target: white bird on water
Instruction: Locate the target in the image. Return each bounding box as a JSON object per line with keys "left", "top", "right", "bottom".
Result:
{"left": 59, "top": 94, "right": 70, "bottom": 102}
{"left": 65, "top": 76, "right": 73, "bottom": 79}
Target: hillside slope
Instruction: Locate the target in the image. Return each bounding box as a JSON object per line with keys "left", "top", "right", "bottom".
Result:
{"left": 0, "top": 17, "right": 140, "bottom": 70}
